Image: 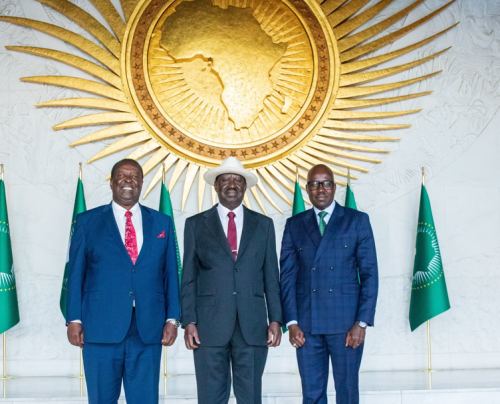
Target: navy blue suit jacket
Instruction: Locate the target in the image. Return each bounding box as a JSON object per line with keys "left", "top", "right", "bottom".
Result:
{"left": 66, "top": 202, "right": 180, "bottom": 344}
{"left": 280, "top": 204, "right": 378, "bottom": 335}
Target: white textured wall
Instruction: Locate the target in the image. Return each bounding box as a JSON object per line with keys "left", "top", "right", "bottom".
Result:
{"left": 0, "top": 0, "right": 499, "bottom": 376}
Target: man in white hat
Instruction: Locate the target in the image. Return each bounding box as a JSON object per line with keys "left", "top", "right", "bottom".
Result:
{"left": 181, "top": 157, "right": 283, "bottom": 404}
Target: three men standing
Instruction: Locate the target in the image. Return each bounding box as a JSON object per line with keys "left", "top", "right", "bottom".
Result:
{"left": 280, "top": 164, "right": 378, "bottom": 404}
{"left": 66, "top": 157, "right": 377, "bottom": 404}
{"left": 181, "top": 157, "right": 283, "bottom": 404}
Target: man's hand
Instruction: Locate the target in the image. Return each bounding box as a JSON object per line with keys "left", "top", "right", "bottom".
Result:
{"left": 346, "top": 324, "right": 366, "bottom": 349}
{"left": 162, "top": 322, "right": 178, "bottom": 346}
{"left": 67, "top": 322, "right": 84, "bottom": 348}
{"left": 184, "top": 324, "right": 200, "bottom": 350}
{"left": 289, "top": 324, "right": 306, "bottom": 348}
{"left": 267, "top": 322, "right": 282, "bottom": 347}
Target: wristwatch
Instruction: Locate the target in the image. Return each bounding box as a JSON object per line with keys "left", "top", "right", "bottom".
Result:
{"left": 355, "top": 321, "right": 368, "bottom": 329}
{"left": 167, "top": 319, "right": 181, "bottom": 328}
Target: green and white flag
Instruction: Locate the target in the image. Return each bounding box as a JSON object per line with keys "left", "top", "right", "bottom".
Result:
{"left": 283, "top": 173, "right": 306, "bottom": 333}
{"left": 60, "top": 177, "right": 86, "bottom": 318}
{"left": 409, "top": 184, "right": 451, "bottom": 331}
{"left": 159, "top": 181, "right": 182, "bottom": 284}
{"left": 345, "top": 169, "right": 357, "bottom": 210}
{"left": 0, "top": 174, "right": 20, "bottom": 334}
{"left": 292, "top": 175, "right": 306, "bottom": 217}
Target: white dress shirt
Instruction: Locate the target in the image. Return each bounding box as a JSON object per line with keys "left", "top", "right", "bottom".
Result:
{"left": 286, "top": 201, "right": 336, "bottom": 328}
{"left": 112, "top": 201, "right": 143, "bottom": 254}
{"left": 217, "top": 203, "right": 244, "bottom": 252}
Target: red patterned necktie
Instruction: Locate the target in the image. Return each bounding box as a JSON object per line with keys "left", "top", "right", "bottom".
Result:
{"left": 125, "top": 211, "right": 138, "bottom": 264}
{"left": 227, "top": 212, "right": 237, "bottom": 259}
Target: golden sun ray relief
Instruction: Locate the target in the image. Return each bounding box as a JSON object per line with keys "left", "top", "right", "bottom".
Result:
{"left": 0, "top": 0, "right": 457, "bottom": 214}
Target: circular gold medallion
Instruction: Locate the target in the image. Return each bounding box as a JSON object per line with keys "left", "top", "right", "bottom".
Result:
{"left": 124, "top": 0, "right": 339, "bottom": 167}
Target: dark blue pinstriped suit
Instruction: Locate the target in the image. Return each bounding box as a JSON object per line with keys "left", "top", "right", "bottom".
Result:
{"left": 280, "top": 204, "right": 378, "bottom": 404}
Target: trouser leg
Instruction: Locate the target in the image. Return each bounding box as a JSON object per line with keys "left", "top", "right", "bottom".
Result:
{"left": 82, "top": 339, "right": 124, "bottom": 404}
{"left": 296, "top": 333, "right": 329, "bottom": 404}
{"left": 325, "top": 333, "right": 364, "bottom": 404}
{"left": 193, "top": 341, "right": 231, "bottom": 404}
{"left": 122, "top": 312, "right": 162, "bottom": 404}
{"left": 230, "top": 318, "right": 268, "bottom": 404}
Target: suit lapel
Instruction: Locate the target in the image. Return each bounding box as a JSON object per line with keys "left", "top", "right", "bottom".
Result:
{"left": 236, "top": 206, "right": 257, "bottom": 262}
{"left": 302, "top": 208, "right": 321, "bottom": 249}
{"left": 102, "top": 202, "right": 131, "bottom": 262}
{"left": 203, "top": 205, "right": 234, "bottom": 261}
{"left": 135, "top": 205, "right": 153, "bottom": 265}
{"left": 314, "top": 204, "right": 346, "bottom": 263}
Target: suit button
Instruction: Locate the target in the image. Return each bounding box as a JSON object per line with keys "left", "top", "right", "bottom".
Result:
{"left": 329, "top": 267, "right": 334, "bottom": 271}
{"left": 132, "top": 269, "right": 137, "bottom": 273}
{"left": 344, "top": 245, "right": 348, "bottom": 248}
{"left": 329, "top": 289, "right": 333, "bottom": 292}
{"left": 129, "top": 292, "right": 133, "bottom": 296}
{"left": 232, "top": 292, "right": 236, "bottom": 295}
{"left": 312, "top": 289, "right": 317, "bottom": 293}
{"left": 311, "top": 267, "right": 316, "bottom": 271}
{"left": 297, "top": 248, "right": 302, "bottom": 252}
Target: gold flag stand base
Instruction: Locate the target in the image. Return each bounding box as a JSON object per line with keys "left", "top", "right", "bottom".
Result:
{"left": 421, "top": 369, "right": 440, "bottom": 373}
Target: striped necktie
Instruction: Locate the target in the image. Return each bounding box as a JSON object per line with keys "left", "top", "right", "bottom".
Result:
{"left": 318, "top": 211, "right": 328, "bottom": 237}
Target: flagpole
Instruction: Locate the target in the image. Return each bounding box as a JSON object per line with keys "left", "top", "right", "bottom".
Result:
{"left": 1, "top": 166, "right": 14, "bottom": 383}
{"left": 2, "top": 333, "right": 6, "bottom": 380}
{"left": 347, "top": 168, "right": 351, "bottom": 186}
{"left": 79, "top": 163, "right": 84, "bottom": 387}
{"left": 162, "top": 162, "right": 168, "bottom": 395}
{"left": 421, "top": 167, "right": 437, "bottom": 375}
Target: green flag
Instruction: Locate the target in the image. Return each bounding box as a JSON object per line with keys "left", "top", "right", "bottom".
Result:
{"left": 60, "top": 178, "right": 86, "bottom": 318}
{"left": 283, "top": 177, "right": 306, "bottom": 334}
{"left": 345, "top": 183, "right": 357, "bottom": 210}
{"left": 409, "top": 184, "right": 450, "bottom": 331}
{"left": 0, "top": 177, "right": 20, "bottom": 334}
{"left": 159, "top": 182, "right": 182, "bottom": 284}
{"left": 292, "top": 178, "right": 306, "bottom": 216}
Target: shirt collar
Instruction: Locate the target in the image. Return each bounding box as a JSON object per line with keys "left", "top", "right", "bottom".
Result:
{"left": 313, "top": 200, "right": 335, "bottom": 218}
{"left": 112, "top": 201, "right": 141, "bottom": 217}
{"left": 217, "top": 202, "right": 244, "bottom": 219}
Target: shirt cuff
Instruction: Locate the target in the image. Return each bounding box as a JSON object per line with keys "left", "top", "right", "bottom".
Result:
{"left": 166, "top": 318, "right": 178, "bottom": 323}
{"left": 286, "top": 320, "right": 298, "bottom": 328}
{"left": 70, "top": 320, "right": 82, "bottom": 324}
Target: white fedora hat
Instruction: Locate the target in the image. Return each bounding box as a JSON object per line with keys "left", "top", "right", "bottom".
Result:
{"left": 203, "top": 157, "right": 258, "bottom": 188}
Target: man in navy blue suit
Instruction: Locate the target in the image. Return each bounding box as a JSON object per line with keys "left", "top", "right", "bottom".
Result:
{"left": 66, "top": 159, "right": 180, "bottom": 404}
{"left": 280, "top": 164, "right": 378, "bottom": 404}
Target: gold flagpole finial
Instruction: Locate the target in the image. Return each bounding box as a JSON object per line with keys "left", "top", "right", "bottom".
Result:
{"left": 79, "top": 162, "right": 83, "bottom": 181}
{"left": 162, "top": 163, "right": 166, "bottom": 185}
{"left": 347, "top": 168, "right": 351, "bottom": 187}
{"left": 296, "top": 165, "right": 299, "bottom": 183}
{"left": 422, "top": 167, "right": 425, "bottom": 186}
{"left": 0, "top": 164, "right": 4, "bottom": 181}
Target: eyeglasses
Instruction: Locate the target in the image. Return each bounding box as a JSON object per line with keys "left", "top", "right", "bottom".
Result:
{"left": 307, "top": 181, "right": 335, "bottom": 191}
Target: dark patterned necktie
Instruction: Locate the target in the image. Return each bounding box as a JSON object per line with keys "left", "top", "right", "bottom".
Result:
{"left": 125, "top": 211, "right": 138, "bottom": 264}
{"left": 318, "top": 211, "right": 328, "bottom": 237}
{"left": 227, "top": 212, "right": 237, "bottom": 259}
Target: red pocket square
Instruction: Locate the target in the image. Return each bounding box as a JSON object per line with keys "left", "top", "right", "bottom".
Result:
{"left": 157, "top": 231, "right": 165, "bottom": 238}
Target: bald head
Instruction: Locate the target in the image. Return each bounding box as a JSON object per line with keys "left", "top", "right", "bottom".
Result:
{"left": 307, "top": 164, "right": 334, "bottom": 182}
{"left": 306, "top": 164, "right": 336, "bottom": 210}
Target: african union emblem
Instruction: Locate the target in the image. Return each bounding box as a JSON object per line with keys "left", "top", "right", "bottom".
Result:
{"left": 0, "top": 0, "right": 457, "bottom": 212}
{"left": 411, "top": 222, "right": 442, "bottom": 289}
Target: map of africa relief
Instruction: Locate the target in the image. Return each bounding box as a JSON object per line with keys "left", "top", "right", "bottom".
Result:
{"left": 149, "top": 0, "right": 312, "bottom": 145}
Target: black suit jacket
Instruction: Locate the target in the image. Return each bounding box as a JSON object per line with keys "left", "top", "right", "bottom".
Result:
{"left": 181, "top": 205, "right": 283, "bottom": 347}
